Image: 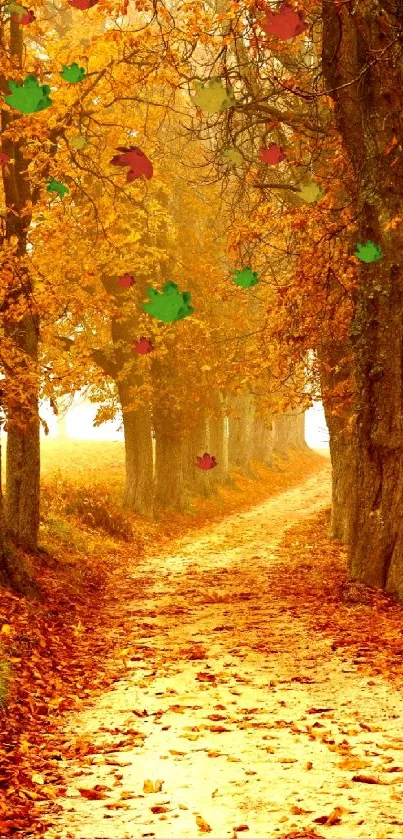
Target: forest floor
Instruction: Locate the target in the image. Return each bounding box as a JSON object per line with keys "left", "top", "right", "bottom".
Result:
{"left": 4, "top": 446, "right": 403, "bottom": 839}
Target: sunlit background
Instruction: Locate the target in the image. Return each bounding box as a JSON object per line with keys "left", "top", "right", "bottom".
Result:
{"left": 1, "top": 392, "right": 330, "bottom": 448}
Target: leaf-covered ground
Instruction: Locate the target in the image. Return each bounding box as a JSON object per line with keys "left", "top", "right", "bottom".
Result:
{"left": 35, "top": 455, "right": 403, "bottom": 839}
{"left": 4, "top": 446, "right": 403, "bottom": 838}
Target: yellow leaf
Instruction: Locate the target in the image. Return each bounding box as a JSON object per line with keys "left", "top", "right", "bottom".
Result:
{"left": 1, "top": 624, "right": 12, "bottom": 635}
{"left": 196, "top": 815, "right": 212, "bottom": 832}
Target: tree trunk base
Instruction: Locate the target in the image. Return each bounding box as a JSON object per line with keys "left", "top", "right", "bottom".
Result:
{"left": 0, "top": 540, "right": 41, "bottom": 600}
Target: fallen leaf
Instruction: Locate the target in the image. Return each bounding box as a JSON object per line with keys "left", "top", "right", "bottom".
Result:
{"left": 313, "top": 805, "right": 347, "bottom": 825}
{"left": 196, "top": 814, "right": 212, "bottom": 832}
{"left": 78, "top": 787, "right": 108, "bottom": 800}
{"left": 196, "top": 672, "right": 216, "bottom": 682}
{"left": 352, "top": 774, "right": 383, "bottom": 784}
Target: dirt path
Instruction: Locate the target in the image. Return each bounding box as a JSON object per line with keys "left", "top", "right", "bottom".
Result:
{"left": 41, "top": 464, "right": 403, "bottom": 839}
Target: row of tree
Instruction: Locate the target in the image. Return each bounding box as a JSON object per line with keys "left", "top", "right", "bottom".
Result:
{"left": 2, "top": 0, "right": 402, "bottom": 604}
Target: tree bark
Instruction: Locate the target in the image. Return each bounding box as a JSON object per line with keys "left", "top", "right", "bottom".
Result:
{"left": 184, "top": 410, "right": 216, "bottom": 499}
{"left": 0, "top": 438, "right": 39, "bottom": 597}
{"left": 118, "top": 385, "right": 154, "bottom": 517}
{"left": 208, "top": 391, "right": 229, "bottom": 485}
{"left": 153, "top": 426, "right": 189, "bottom": 512}
{"left": 228, "top": 392, "right": 255, "bottom": 475}
{"left": 322, "top": 1, "right": 403, "bottom": 599}
{"left": 317, "top": 339, "right": 356, "bottom": 544}
{"left": 253, "top": 416, "right": 274, "bottom": 465}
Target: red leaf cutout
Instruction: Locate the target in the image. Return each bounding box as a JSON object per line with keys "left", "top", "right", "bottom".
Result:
{"left": 132, "top": 337, "right": 154, "bottom": 355}
{"left": 110, "top": 146, "right": 153, "bottom": 182}
{"left": 259, "top": 143, "right": 286, "bottom": 164}
{"left": 261, "top": 1, "right": 308, "bottom": 40}
{"left": 196, "top": 452, "right": 217, "bottom": 470}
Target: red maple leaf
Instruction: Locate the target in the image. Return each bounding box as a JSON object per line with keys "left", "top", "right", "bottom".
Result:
{"left": 261, "top": 2, "right": 308, "bottom": 40}
{"left": 68, "top": 0, "right": 98, "bottom": 8}
{"left": 0, "top": 152, "right": 10, "bottom": 165}
{"left": 117, "top": 273, "right": 135, "bottom": 288}
{"left": 132, "top": 337, "right": 153, "bottom": 355}
{"left": 259, "top": 143, "right": 287, "bottom": 164}
{"left": 196, "top": 452, "right": 217, "bottom": 470}
{"left": 110, "top": 146, "right": 153, "bottom": 182}
{"left": 11, "top": 7, "right": 35, "bottom": 23}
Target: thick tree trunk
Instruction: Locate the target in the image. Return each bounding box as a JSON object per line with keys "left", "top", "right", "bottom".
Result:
{"left": 322, "top": 1, "right": 403, "bottom": 599}
{"left": 208, "top": 391, "right": 229, "bottom": 485}
{"left": 0, "top": 438, "right": 39, "bottom": 597}
{"left": 153, "top": 427, "right": 189, "bottom": 512}
{"left": 118, "top": 386, "right": 154, "bottom": 517}
{"left": 185, "top": 411, "right": 215, "bottom": 498}
{"left": 228, "top": 392, "right": 255, "bottom": 475}
{"left": 5, "top": 316, "right": 40, "bottom": 551}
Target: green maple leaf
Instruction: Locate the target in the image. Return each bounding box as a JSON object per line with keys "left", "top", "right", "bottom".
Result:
{"left": 142, "top": 280, "right": 194, "bottom": 323}
{"left": 60, "top": 63, "right": 86, "bottom": 83}
{"left": 222, "top": 147, "right": 243, "bottom": 166}
{"left": 4, "top": 75, "right": 52, "bottom": 114}
{"left": 46, "top": 178, "right": 69, "bottom": 198}
{"left": 298, "top": 180, "right": 324, "bottom": 204}
{"left": 355, "top": 240, "right": 383, "bottom": 263}
{"left": 231, "top": 266, "right": 260, "bottom": 289}
{"left": 192, "top": 78, "right": 235, "bottom": 114}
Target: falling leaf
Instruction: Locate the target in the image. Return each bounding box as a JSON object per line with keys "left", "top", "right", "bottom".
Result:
{"left": 259, "top": 143, "right": 286, "bottom": 164}
{"left": 298, "top": 180, "right": 324, "bottom": 203}
{"left": 222, "top": 147, "right": 243, "bottom": 166}
{"left": 4, "top": 74, "right": 52, "bottom": 114}
{"left": 231, "top": 266, "right": 260, "bottom": 288}
{"left": 69, "top": 0, "right": 98, "bottom": 8}
{"left": 150, "top": 804, "right": 170, "bottom": 813}
{"left": 69, "top": 135, "right": 87, "bottom": 149}
{"left": 261, "top": 1, "right": 308, "bottom": 40}
{"left": 110, "top": 146, "right": 153, "bottom": 182}
{"left": 355, "top": 240, "right": 383, "bottom": 263}
{"left": 46, "top": 178, "right": 69, "bottom": 198}
{"left": 196, "top": 452, "right": 217, "bottom": 470}
{"left": 132, "top": 337, "right": 154, "bottom": 355}
{"left": 142, "top": 280, "right": 193, "bottom": 323}
{"left": 192, "top": 78, "right": 235, "bottom": 114}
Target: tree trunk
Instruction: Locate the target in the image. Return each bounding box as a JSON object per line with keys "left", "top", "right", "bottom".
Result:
{"left": 183, "top": 411, "right": 217, "bottom": 499}
{"left": 272, "top": 414, "right": 290, "bottom": 456}
{"left": 118, "top": 385, "right": 154, "bottom": 517}
{"left": 153, "top": 427, "right": 189, "bottom": 512}
{"left": 0, "top": 438, "right": 39, "bottom": 597}
{"left": 208, "top": 391, "right": 229, "bottom": 485}
{"left": 317, "top": 339, "right": 356, "bottom": 544}
{"left": 322, "top": 1, "right": 403, "bottom": 598}
{"left": 253, "top": 416, "right": 274, "bottom": 465}
{"left": 5, "top": 312, "right": 40, "bottom": 551}
{"left": 228, "top": 392, "right": 255, "bottom": 475}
